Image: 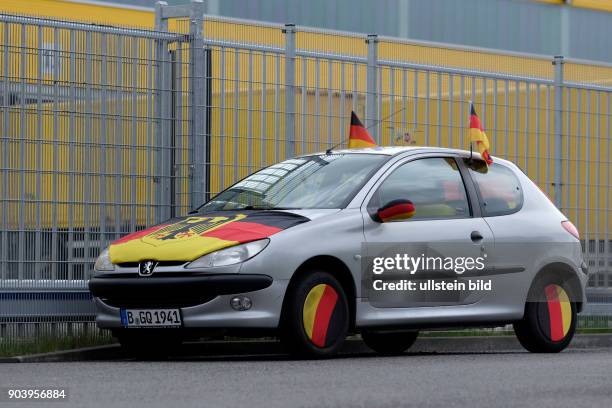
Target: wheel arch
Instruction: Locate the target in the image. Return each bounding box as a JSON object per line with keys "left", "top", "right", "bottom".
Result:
{"left": 528, "top": 262, "right": 585, "bottom": 313}
{"left": 281, "top": 255, "right": 357, "bottom": 331}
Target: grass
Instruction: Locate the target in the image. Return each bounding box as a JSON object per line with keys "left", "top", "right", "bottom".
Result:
{"left": 0, "top": 332, "right": 113, "bottom": 358}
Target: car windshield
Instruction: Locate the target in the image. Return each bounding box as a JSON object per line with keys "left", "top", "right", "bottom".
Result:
{"left": 198, "top": 153, "right": 387, "bottom": 211}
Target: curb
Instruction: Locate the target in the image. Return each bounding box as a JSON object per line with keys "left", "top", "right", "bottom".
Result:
{"left": 2, "top": 334, "right": 612, "bottom": 362}
{"left": 0, "top": 344, "right": 122, "bottom": 363}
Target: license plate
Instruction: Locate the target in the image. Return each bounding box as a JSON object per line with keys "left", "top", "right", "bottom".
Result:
{"left": 120, "top": 309, "right": 182, "bottom": 328}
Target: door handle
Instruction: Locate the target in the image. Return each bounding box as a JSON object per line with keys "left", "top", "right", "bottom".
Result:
{"left": 470, "top": 231, "right": 484, "bottom": 242}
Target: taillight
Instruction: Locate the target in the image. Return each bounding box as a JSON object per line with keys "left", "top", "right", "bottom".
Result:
{"left": 561, "top": 220, "right": 580, "bottom": 240}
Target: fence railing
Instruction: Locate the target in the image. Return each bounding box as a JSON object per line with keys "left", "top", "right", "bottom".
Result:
{"left": 0, "top": 0, "right": 611, "bottom": 345}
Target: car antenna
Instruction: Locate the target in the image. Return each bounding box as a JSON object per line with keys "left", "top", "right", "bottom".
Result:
{"left": 325, "top": 106, "right": 408, "bottom": 155}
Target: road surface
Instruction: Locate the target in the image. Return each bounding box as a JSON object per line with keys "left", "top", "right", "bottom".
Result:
{"left": 1, "top": 344, "right": 610, "bottom": 408}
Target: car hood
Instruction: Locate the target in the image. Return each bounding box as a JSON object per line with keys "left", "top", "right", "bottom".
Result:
{"left": 108, "top": 210, "right": 311, "bottom": 264}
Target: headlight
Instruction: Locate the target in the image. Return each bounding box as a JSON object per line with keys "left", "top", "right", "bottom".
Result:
{"left": 186, "top": 239, "right": 270, "bottom": 269}
{"left": 94, "top": 248, "right": 115, "bottom": 272}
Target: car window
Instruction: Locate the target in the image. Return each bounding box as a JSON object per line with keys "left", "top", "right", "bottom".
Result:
{"left": 465, "top": 159, "right": 523, "bottom": 216}
{"left": 369, "top": 157, "right": 471, "bottom": 220}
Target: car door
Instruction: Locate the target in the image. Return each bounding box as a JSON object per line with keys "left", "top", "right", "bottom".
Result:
{"left": 361, "top": 155, "right": 494, "bottom": 308}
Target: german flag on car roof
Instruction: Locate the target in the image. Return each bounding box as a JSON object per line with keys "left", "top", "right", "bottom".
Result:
{"left": 109, "top": 211, "right": 308, "bottom": 264}
{"left": 469, "top": 103, "right": 493, "bottom": 165}
{"left": 348, "top": 111, "right": 377, "bottom": 148}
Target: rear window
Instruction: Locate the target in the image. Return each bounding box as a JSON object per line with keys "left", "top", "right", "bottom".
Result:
{"left": 465, "top": 160, "right": 523, "bottom": 217}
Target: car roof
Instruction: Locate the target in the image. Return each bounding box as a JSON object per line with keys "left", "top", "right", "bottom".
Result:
{"left": 303, "top": 146, "right": 515, "bottom": 167}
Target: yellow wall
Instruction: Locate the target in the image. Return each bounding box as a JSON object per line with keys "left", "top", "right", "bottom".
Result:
{"left": 536, "top": 0, "right": 612, "bottom": 12}
{"left": 565, "top": 0, "right": 612, "bottom": 12}
{"left": 1, "top": 96, "right": 158, "bottom": 229}
{"left": 1, "top": 0, "right": 610, "bottom": 239}
{"left": 4, "top": 80, "right": 609, "bottom": 237}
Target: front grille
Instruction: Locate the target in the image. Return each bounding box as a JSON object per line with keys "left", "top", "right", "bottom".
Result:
{"left": 101, "top": 294, "right": 217, "bottom": 309}
{"left": 116, "top": 261, "right": 187, "bottom": 268}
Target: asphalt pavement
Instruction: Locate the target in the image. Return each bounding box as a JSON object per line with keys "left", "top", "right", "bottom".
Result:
{"left": 1, "top": 341, "right": 611, "bottom": 408}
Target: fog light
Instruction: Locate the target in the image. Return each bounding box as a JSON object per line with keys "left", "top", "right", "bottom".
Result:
{"left": 230, "top": 296, "right": 252, "bottom": 311}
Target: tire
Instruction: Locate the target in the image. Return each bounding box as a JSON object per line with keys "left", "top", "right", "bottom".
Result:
{"left": 115, "top": 330, "right": 182, "bottom": 357}
{"left": 513, "top": 276, "right": 577, "bottom": 353}
{"left": 280, "top": 270, "right": 350, "bottom": 358}
{"left": 361, "top": 330, "right": 418, "bottom": 355}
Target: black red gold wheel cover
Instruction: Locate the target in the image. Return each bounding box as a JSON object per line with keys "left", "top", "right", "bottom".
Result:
{"left": 537, "top": 284, "right": 572, "bottom": 342}
{"left": 302, "top": 284, "right": 346, "bottom": 348}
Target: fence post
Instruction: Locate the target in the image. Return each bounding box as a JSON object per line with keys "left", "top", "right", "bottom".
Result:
{"left": 154, "top": 2, "right": 168, "bottom": 222}
{"left": 190, "top": 0, "right": 208, "bottom": 208}
{"left": 366, "top": 34, "right": 379, "bottom": 142}
{"left": 553, "top": 55, "right": 564, "bottom": 210}
{"left": 284, "top": 24, "right": 296, "bottom": 158}
{"left": 154, "top": 1, "right": 168, "bottom": 31}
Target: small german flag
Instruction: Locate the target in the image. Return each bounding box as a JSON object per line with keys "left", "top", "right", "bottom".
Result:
{"left": 469, "top": 104, "right": 493, "bottom": 165}
{"left": 348, "top": 111, "right": 377, "bottom": 148}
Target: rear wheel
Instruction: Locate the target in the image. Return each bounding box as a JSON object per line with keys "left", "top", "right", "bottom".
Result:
{"left": 361, "top": 330, "right": 418, "bottom": 355}
{"left": 280, "top": 270, "right": 349, "bottom": 358}
{"left": 513, "top": 277, "right": 577, "bottom": 353}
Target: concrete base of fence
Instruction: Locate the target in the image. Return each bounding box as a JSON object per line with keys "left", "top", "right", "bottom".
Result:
{"left": 3, "top": 333, "right": 612, "bottom": 362}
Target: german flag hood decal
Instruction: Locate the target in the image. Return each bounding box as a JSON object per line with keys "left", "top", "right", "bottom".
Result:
{"left": 109, "top": 211, "right": 309, "bottom": 264}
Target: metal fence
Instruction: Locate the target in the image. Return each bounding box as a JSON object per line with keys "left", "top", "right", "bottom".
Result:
{"left": 1, "top": 0, "right": 611, "bottom": 345}
{"left": 0, "top": 10, "right": 198, "bottom": 341}
{"left": 197, "top": 14, "right": 611, "bottom": 292}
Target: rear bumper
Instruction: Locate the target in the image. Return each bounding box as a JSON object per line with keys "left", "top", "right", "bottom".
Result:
{"left": 90, "top": 273, "right": 287, "bottom": 330}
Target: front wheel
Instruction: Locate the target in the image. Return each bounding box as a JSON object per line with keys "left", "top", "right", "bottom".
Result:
{"left": 513, "top": 278, "right": 577, "bottom": 353}
{"left": 361, "top": 330, "right": 418, "bottom": 355}
{"left": 280, "top": 270, "right": 349, "bottom": 358}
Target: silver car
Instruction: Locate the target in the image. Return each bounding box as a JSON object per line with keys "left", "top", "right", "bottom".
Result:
{"left": 90, "top": 147, "right": 587, "bottom": 357}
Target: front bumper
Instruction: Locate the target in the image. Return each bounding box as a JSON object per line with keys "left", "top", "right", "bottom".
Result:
{"left": 89, "top": 273, "right": 288, "bottom": 329}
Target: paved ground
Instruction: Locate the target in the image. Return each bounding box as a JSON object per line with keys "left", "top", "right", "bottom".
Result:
{"left": 1, "top": 342, "right": 611, "bottom": 408}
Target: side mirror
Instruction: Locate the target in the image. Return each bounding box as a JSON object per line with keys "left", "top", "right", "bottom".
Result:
{"left": 375, "top": 199, "right": 416, "bottom": 223}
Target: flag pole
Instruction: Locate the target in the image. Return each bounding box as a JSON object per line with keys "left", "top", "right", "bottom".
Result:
{"left": 468, "top": 100, "right": 473, "bottom": 163}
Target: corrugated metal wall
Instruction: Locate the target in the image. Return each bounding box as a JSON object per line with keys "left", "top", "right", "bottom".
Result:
{"left": 4, "top": 1, "right": 612, "bottom": 62}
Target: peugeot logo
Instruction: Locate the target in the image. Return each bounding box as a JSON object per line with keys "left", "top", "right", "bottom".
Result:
{"left": 138, "top": 260, "right": 158, "bottom": 277}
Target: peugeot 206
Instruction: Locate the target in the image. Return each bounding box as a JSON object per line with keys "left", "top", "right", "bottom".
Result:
{"left": 90, "top": 147, "right": 587, "bottom": 357}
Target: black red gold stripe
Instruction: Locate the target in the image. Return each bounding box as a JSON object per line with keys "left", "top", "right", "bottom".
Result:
{"left": 469, "top": 104, "right": 493, "bottom": 165}
{"left": 544, "top": 284, "right": 572, "bottom": 341}
{"left": 303, "top": 284, "right": 342, "bottom": 348}
{"left": 538, "top": 284, "right": 572, "bottom": 342}
{"left": 109, "top": 211, "right": 308, "bottom": 263}
{"left": 378, "top": 199, "right": 416, "bottom": 222}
